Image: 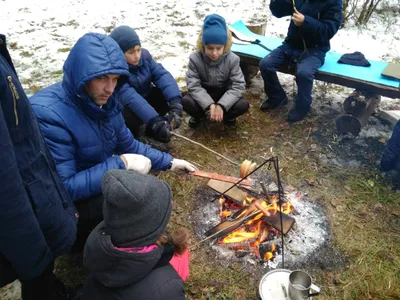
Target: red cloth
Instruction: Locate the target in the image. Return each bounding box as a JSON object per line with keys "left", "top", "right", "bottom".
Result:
{"left": 169, "top": 249, "right": 190, "bottom": 282}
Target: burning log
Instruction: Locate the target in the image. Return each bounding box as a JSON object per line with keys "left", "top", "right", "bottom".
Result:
{"left": 262, "top": 213, "right": 295, "bottom": 235}
{"left": 205, "top": 200, "right": 272, "bottom": 239}
{"left": 259, "top": 240, "right": 280, "bottom": 262}
{"left": 207, "top": 179, "right": 247, "bottom": 205}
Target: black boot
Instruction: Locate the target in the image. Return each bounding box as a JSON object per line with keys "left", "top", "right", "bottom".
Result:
{"left": 224, "top": 118, "right": 236, "bottom": 126}
{"left": 260, "top": 97, "right": 288, "bottom": 111}
{"left": 287, "top": 105, "right": 310, "bottom": 122}
{"left": 21, "top": 263, "right": 77, "bottom": 300}
{"left": 188, "top": 117, "right": 201, "bottom": 128}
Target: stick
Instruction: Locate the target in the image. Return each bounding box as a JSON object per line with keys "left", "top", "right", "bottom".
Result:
{"left": 171, "top": 132, "right": 239, "bottom": 166}
{"left": 259, "top": 181, "right": 271, "bottom": 202}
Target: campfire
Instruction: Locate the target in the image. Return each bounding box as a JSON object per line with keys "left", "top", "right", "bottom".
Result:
{"left": 201, "top": 159, "right": 296, "bottom": 263}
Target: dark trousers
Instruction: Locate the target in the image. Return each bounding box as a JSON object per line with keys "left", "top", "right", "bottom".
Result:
{"left": 259, "top": 44, "right": 323, "bottom": 109}
{"left": 182, "top": 87, "right": 249, "bottom": 120}
{"left": 123, "top": 87, "right": 169, "bottom": 137}
{"left": 72, "top": 194, "right": 104, "bottom": 252}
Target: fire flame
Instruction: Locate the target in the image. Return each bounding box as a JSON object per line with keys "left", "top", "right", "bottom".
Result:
{"left": 217, "top": 193, "right": 294, "bottom": 262}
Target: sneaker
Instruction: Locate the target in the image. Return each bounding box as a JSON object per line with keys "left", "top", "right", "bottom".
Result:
{"left": 224, "top": 118, "right": 236, "bottom": 126}
{"left": 287, "top": 105, "right": 310, "bottom": 122}
{"left": 188, "top": 117, "right": 201, "bottom": 128}
{"left": 260, "top": 97, "right": 288, "bottom": 111}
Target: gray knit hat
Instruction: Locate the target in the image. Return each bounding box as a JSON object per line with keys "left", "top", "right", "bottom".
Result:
{"left": 102, "top": 169, "right": 172, "bottom": 246}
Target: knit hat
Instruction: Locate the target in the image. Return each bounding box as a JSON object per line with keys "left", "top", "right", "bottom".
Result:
{"left": 109, "top": 26, "right": 141, "bottom": 53}
{"left": 202, "top": 14, "right": 228, "bottom": 46}
{"left": 338, "top": 51, "right": 371, "bottom": 67}
{"left": 102, "top": 169, "right": 172, "bottom": 246}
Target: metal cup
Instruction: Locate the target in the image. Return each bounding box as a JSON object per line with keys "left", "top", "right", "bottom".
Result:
{"left": 288, "top": 270, "right": 320, "bottom": 300}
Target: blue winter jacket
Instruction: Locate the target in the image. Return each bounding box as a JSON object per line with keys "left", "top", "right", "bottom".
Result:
{"left": 380, "top": 120, "right": 400, "bottom": 171}
{"left": 0, "top": 34, "right": 77, "bottom": 283}
{"left": 270, "top": 0, "right": 342, "bottom": 51}
{"left": 30, "top": 34, "right": 172, "bottom": 202}
{"left": 118, "top": 49, "right": 182, "bottom": 124}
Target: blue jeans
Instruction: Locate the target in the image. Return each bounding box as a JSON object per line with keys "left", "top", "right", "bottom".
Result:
{"left": 259, "top": 43, "right": 325, "bottom": 108}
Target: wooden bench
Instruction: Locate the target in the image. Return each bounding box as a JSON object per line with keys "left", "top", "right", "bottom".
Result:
{"left": 230, "top": 21, "right": 400, "bottom": 134}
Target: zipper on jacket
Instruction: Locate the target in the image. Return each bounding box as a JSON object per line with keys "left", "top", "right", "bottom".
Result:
{"left": 98, "top": 120, "right": 106, "bottom": 161}
{"left": 7, "top": 76, "right": 20, "bottom": 126}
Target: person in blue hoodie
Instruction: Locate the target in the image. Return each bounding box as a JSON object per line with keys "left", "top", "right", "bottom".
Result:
{"left": 30, "top": 33, "right": 196, "bottom": 250}
{"left": 380, "top": 120, "right": 400, "bottom": 188}
{"left": 0, "top": 34, "right": 77, "bottom": 300}
{"left": 259, "top": 0, "right": 342, "bottom": 122}
{"left": 110, "top": 26, "right": 183, "bottom": 143}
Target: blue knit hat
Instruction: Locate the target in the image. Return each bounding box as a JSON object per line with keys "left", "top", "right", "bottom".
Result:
{"left": 109, "top": 25, "right": 141, "bottom": 53}
{"left": 202, "top": 14, "right": 228, "bottom": 46}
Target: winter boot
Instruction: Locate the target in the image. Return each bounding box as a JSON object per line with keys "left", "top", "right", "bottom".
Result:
{"left": 260, "top": 96, "right": 288, "bottom": 111}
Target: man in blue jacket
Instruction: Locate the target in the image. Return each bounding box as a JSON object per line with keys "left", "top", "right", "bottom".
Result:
{"left": 0, "top": 34, "right": 78, "bottom": 299}
{"left": 30, "top": 33, "right": 195, "bottom": 250}
{"left": 110, "top": 26, "right": 183, "bottom": 143}
{"left": 259, "top": 0, "right": 342, "bottom": 122}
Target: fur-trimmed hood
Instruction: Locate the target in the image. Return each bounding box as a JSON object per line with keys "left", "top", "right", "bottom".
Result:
{"left": 196, "top": 28, "right": 232, "bottom": 53}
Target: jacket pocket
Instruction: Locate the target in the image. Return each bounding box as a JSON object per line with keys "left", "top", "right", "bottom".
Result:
{"left": 26, "top": 179, "right": 55, "bottom": 232}
{"left": 7, "top": 76, "right": 19, "bottom": 126}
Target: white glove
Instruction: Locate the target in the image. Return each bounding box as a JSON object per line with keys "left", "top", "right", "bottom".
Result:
{"left": 170, "top": 159, "right": 197, "bottom": 172}
{"left": 120, "top": 154, "right": 152, "bottom": 174}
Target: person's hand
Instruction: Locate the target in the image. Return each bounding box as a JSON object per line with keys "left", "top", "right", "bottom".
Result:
{"left": 292, "top": 8, "right": 305, "bottom": 26}
{"left": 168, "top": 99, "right": 183, "bottom": 129}
{"left": 209, "top": 104, "right": 224, "bottom": 122}
{"left": 147, "top": 116, "right": 171, "bottom": 143}
{"left": 170, "top": 159, "right": 197, "bottom": 172}
{"left": 167, "top": 111, "right": 182, "bottom": 129}
{"left": 120, "top": 154, "right": 152, "bottom": 174}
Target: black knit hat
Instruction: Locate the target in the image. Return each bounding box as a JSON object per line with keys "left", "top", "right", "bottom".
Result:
{"left": 338, "top": 51, "right": 371, "bottom": 67}
{"left": 102, "top": 170, "right": 172, "bottom": 246}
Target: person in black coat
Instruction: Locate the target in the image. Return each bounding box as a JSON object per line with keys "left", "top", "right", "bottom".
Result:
{"left": 79, "top": 169, "right": 187, "bottom": 300}
{"left": 380, "top": 120, "right": 400, "bottom": 188}
{"left": 0, "top": 34, "right": 78, "bottom": 299}
{"left": 259, "top": 0, "right": 342, "bottom": 122}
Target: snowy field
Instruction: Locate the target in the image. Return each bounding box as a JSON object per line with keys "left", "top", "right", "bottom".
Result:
{"left": 1, "top": 0, "right": 399, "bottom": 96}
{"left": 1, "top": 0, "right": 400, "bottom": 298}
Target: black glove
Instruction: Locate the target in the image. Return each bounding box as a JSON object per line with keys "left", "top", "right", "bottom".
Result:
{"left": 168, "top": 98, "right": 183, "bottom": 129}
{"left": 147, "top": 116, "right": 171, "bottom": 143}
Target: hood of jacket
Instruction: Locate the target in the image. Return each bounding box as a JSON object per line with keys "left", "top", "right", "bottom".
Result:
{"left": 83, "top": 222, "right": 165, "bottom": 288}
{"left": 62, "top": 33, "right": 130, "bottom": 120}
{"left": 196, "top": 29, "right": 232, "bottom": 53}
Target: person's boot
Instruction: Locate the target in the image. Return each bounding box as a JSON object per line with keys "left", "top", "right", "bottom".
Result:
{"left": 188, "top": 117, "right": 201, "bottom": 128}
{"left": 260, "top": 96, "right": 288, "bottom": 111}
{"left": 20, "top": 261, "right": 75, "bottom": 300}
{"left": 287, "top": 105, "right": 310, "bottom": 122}
{"left": 224, "top": 118, "right": 236, "bottom": 126}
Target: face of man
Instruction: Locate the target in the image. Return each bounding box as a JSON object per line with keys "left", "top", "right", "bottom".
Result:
{"left": 124, "top": 46, "right": 142, "bottom": 66}
{"left": 204, "top": 44, "right": 224, "bottom": 61}
{"left": 84, "top": 74, "right": 120, "bottom": 106}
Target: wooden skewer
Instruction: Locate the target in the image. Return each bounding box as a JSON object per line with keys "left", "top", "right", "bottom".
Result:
{"left": 171, "top": 132, "right": 240, "bottom": 166}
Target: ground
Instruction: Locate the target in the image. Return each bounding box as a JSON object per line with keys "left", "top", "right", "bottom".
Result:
{"left": 1, "top": 0, "right": 400, "bottom": 299}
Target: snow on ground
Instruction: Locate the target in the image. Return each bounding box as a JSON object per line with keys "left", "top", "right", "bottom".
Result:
{"left": 1, "top": 0, "right": 399, "bottom": 95}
